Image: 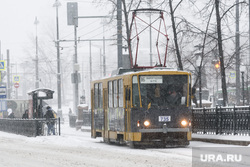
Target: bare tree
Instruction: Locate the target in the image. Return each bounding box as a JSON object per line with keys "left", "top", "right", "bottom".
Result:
{"left": 168, "top": 0, "right": 183, "bottom": 70}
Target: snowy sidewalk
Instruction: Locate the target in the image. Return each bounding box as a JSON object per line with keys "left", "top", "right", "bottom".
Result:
{"left": 192, "top": 133, "right": 250, "bottom": 146}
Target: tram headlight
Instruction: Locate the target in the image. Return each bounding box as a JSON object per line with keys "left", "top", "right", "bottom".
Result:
{"left": 181, "top": 120, "right": 188, "bottom": 127}
{"left": 144, "top": 120, "right": 150, "bottom": 127}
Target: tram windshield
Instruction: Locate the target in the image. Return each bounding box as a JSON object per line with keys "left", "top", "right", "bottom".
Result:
{"left": 132, "top": 75, "right": 189, "bottom": 108}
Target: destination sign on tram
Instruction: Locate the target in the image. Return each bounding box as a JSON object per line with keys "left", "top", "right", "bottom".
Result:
{"left": 140, "top": 76, "right": 163, "bottom": 84}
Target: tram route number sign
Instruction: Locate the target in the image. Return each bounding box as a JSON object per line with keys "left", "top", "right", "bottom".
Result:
{"left": 159, "top": 116, "right": 171, "bottom": 122}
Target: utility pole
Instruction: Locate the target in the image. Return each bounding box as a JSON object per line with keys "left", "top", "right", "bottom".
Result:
{"left": 117, "top": 0, "right": 123, "bottom": 68}
{"left": 235, "top": 0, "right": 240, "bottom": 105}
{"left": 74, "top": 21, "right": 79, "bottom": 115}
{"left": 241, "top": 71, "right": 245, "bottom": 105}
{"left": 67, "top": 2, "right": 113, "bottom": 113}
{"left": 7, "top": 50, "right": 10, "bottom": 99}
{"left": 67, "top": 2, "right": 79, "bottom": 115}
{"left": 248, "top": 0, "right": 250, "bottom": 104}
{"left": 53, "top": 0, "right": 63, "bottom": 120}
{"left": 195, "top": 44, "right": 203, "bottom": 107}
{"left": 148, "top": 0, "right": 153, "bottom": 66}
{"left": 34, "top": 17, "right": 39, "bottom": 89}
{"left": 103, "top": 21, "right": 106, "bottom": 77}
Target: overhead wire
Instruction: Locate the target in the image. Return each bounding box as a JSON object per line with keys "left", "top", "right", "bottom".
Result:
{"left": 60, "top": 19, "right": 100, "bottom": 40}
{"left": 78, "top": 24, "right": 104, "bottom": 38}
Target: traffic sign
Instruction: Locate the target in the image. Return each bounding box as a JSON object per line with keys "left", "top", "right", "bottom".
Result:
{"left": 0, "top": 86, "right": 7, "bottom": 98}
{"left": 14, "top": 83, "right": 19, "bottom": 88}
{"left": 0, "top": 61, "right": 5, "bottom": 71}
{"left": 230, "top": 71, "right": 236, "bottom": 79}
{"left": 13, "top": 75, "right": 20, "bottom": 83}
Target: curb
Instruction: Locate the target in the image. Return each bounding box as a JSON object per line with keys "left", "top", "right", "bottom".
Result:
{"left": 192, "top": 137, "right": 250, "bottom": 146}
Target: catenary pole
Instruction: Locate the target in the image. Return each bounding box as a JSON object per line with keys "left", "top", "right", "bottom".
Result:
{"left": 236, "top": 0, "right": 240, "bottom": 105}
{"left": 34, "top": 17, "right": 39, "bottom": 89}
{"left": 117, "top": 0, "right": 123, "bottom": 68}
{"left": 53, "top": 0, "right": 63, "bottom": 120}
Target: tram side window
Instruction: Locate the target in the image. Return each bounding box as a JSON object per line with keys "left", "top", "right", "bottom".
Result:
{"left": 132, "top": 76, "right": 140, "bottom": 107}
{"left": 114, "top": 80, "right": 118, "bottom": 108}
{"left": 98, "top": 83, "right": 103, "bottom": 108}
{"left": 118, "top": 79, "right": 123, "bottom": 107}
{"left": 94, "top": 83, "right": 99, "bottom": 109}
{"left": 94, "top": 83, "right": 103, "bottom": 109}
{"left": 108, "top": 81, "right": 113, "bottom": 108}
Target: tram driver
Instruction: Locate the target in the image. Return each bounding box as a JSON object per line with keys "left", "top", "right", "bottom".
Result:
{"left": 147, "top": 84, "right": 163, "bottom": 108}
{"left": 166, "top": 86, "right": 181, "bottom": 105}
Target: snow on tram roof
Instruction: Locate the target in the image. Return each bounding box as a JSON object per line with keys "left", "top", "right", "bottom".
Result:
{"left": 114, "top": 67, "right": 190, "bottom": 76}
{"left": 94, "top": 67, "right": 190, "bottom": 81}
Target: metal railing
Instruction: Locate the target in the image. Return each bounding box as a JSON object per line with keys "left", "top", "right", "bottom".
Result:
{"left": 0, "top": 118, "right": 60, "bottom": 137}
{"left": 192, "top": 106, "right": 250, "bottom": 135}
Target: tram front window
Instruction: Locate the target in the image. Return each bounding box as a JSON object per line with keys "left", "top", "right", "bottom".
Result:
{"left": 132, "top": 75, "right": 188, "bottom": 108}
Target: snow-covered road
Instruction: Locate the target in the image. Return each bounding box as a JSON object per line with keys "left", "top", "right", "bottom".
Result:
{"left": 0, "top": 122, "right": 249, "bottom": 167}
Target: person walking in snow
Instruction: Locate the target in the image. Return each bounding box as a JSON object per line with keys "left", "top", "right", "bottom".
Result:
{"left": 22, "top": 109, "right": 29, "bottom": 119}
{"left": 44, "top": 106, "right": 55, "bottom": 135}
{"left": 7, "top": 108, "right": 15, "bottom": 118}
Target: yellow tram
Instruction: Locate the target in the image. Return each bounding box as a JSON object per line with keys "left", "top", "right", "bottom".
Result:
{"left": 91, "top": 68, "right": 192, "bottom": 148}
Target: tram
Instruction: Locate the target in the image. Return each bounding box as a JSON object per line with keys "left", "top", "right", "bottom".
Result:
{"left": 91, "top": 9, "right": 192, "bottom": 147}
{"left": 91, "top": 68, "right": 192, "bottom": 147}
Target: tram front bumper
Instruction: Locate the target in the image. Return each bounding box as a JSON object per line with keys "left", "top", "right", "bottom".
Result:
{"left": 139, "top": 126, "right": 190, "bottom": 133}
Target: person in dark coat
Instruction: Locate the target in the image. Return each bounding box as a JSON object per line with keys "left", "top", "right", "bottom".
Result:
{"left": 8, "top": 111, "right": 15, "bottom": 118}
{"left": 22, "top": 109, "right": 29, "bottom": 119}
{"left": 44, "top": 106, "right": 55, "bottom": 135}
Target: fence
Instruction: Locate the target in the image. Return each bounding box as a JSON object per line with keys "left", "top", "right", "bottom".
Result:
{"left": 0, "top": 118, "right": 60, "bottom": 137}
{"left": 192, "top": 106, "right": 250, "bottom": 135}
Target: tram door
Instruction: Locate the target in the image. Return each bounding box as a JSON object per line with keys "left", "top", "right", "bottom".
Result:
{"left": 125, "top": 87, "right": 131, "bottom": 135}
{"left": 104, "top": 88, "right": 109, "bottom": 139}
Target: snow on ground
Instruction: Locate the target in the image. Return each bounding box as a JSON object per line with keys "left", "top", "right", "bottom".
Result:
{"left": 0, "top": 122, "right": 192, "bottom": 167}
{"left": 0, "top": 105, "right": 250, "bottom": 167}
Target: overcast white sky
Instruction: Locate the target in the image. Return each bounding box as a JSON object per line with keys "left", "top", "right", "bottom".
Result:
{"left": 0, "top": 0, "right": 112, "bottom": 62}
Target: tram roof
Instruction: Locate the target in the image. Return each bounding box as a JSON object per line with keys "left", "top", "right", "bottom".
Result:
{"left": 111, "top": 67, "right": 190, "bottom": 76}
{"left": 93, "top": 67, "right": 190, "bottom": 82}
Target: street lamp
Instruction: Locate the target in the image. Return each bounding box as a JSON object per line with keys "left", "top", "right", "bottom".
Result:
{"left": 53, "top": 0, "right": 63, "bottom": 121}
{"left": 34, "top": 17, "right": 39, "bottom": 89}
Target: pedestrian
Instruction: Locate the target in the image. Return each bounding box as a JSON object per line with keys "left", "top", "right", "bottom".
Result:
{"left": 68, "top": 108, "right": 72, "bottom": 115}
{"left": 44, "top": 106, "right": 55, "bottom": 135}
{"left": 22, "top": 109, "right": 29, "bottom": 119}
{"left": 7, "top": 108, "right": 15, "bottom": 118}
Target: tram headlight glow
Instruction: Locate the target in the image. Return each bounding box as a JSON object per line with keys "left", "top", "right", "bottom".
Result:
{"left": 181, "top": 120, "right": 188, "bottom": 127}
{"left": 144, "top": 120, "right": 150, "bottom": 127}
